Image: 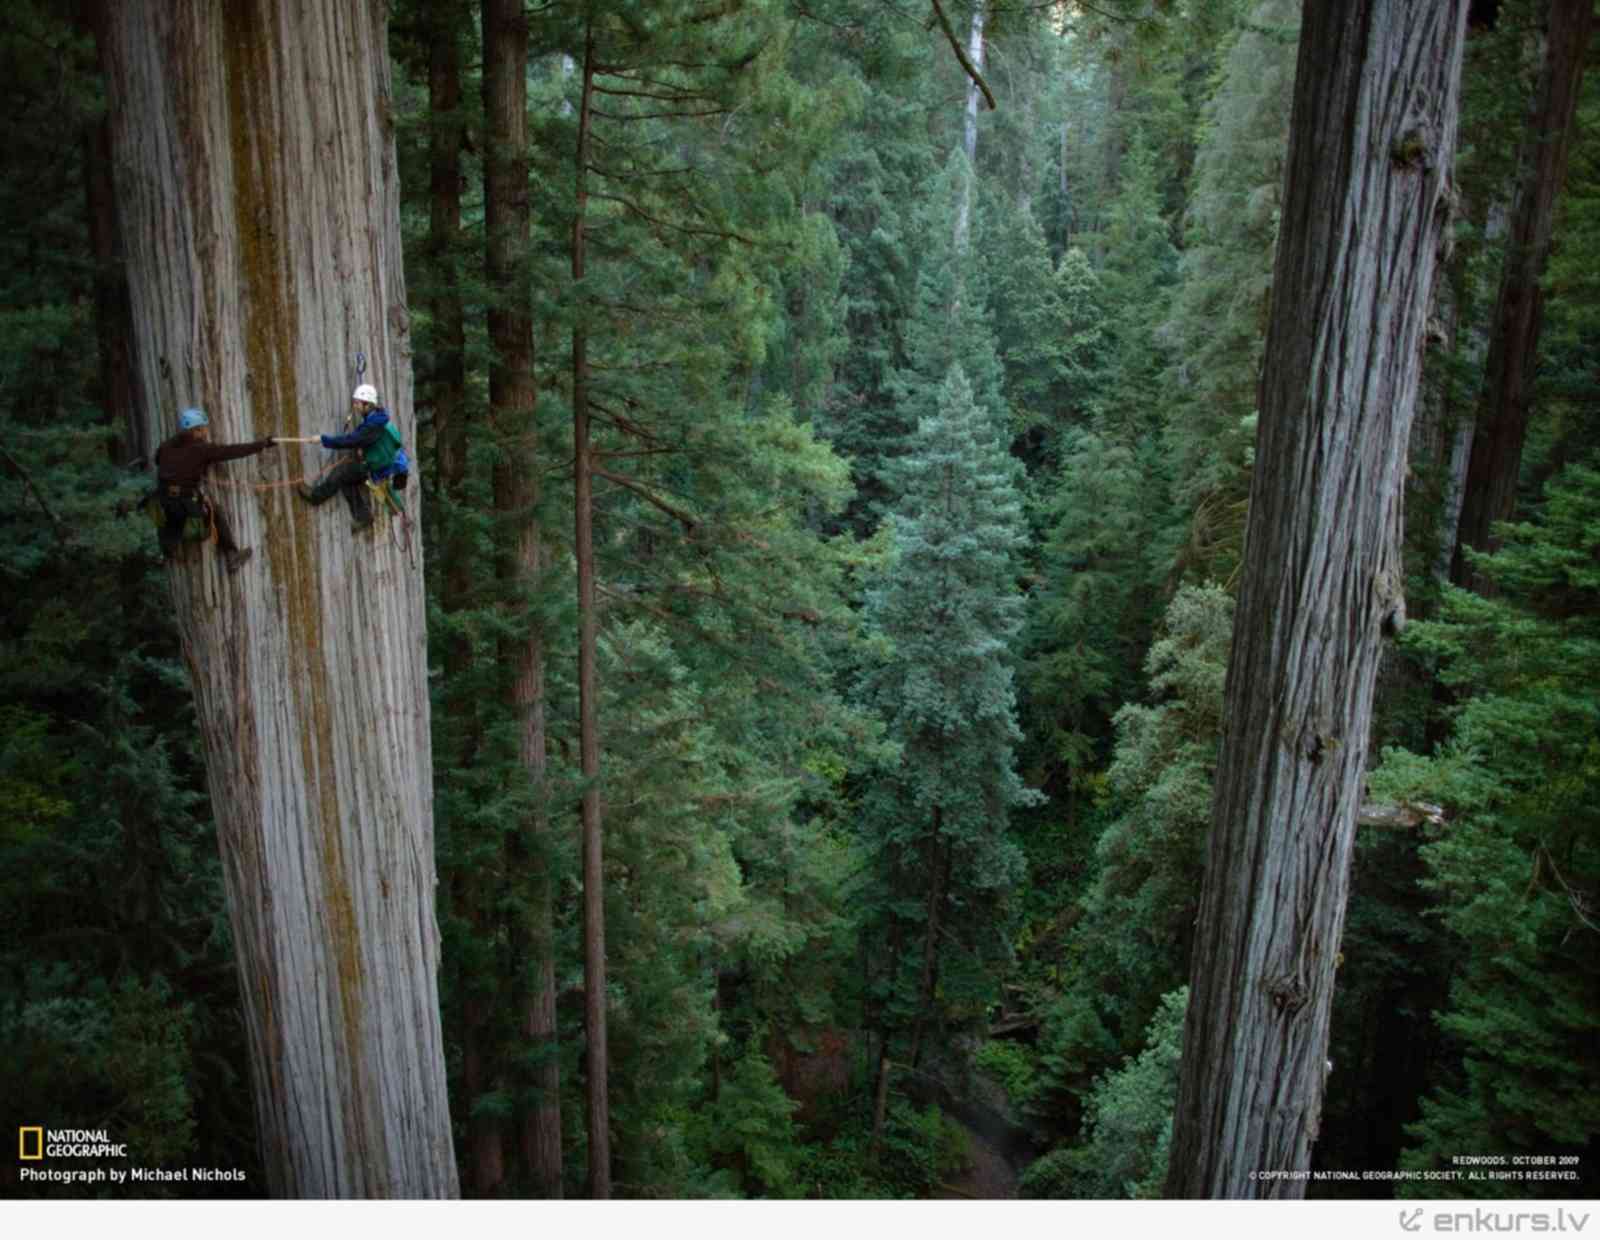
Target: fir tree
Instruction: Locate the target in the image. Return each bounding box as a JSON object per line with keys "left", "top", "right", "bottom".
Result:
{"left": 858, "top": 364, "right": 1034, "bottom": 1076}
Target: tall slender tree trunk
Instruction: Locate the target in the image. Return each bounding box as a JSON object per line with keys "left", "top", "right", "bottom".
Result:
{"left": 82, "top": 115, "right": 143, "bottom": 463}
{"left": 573, "top": 26, "right": 612, "bottom": 1200}
{"left": 1164, "top": 0, "right": 1468, "bottom": 1200}
{"left": 482, "top": 0, "right": 564, "bottom": 1198}
{"left": 460, "top": 995, "right": 502, "bottom": 1193}
{"left": 522, "top": 941, "right": 563, "bottom": 1194}
{"left": 420, "top": 2, "right": 497, "bottom": 1196}
{"left": 1451, "top": 0, "right": 1594, "bottom": 590}
{"left": 427, "top": 1, "right": 469, "bottom": 562}
{"left": 867, "top": 911, "right": 906, "bottom": 1161}
{"left": 93, "top": 0, "right": 457, "bottom": 1198}
{"left": 907, "top": 822, "right": 949, "bottom": 1070}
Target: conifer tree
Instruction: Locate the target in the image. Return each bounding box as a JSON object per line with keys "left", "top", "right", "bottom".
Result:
{"left": 1453, "top": 0, "right": 1595, "bottom": 589}
{"left": 1093, "top": 136, "right": 1178, "bottom": 447}
{"left": 869, "top": 151, "right": 1006, "bottom": 522}
{"left": 1381, "top": 457, "right": 1600, "bottom": 1198}
{"left": 526, "top": 0, "right": 863, "bottom": 1195}
{"left": 980, "top": 187, "right": 1105, "bottom": 472}
{"left": 1026, "top": 428, "right": 1147, "bottom": 786}
{"left": 1162, "top": 0, "right": 1299, "bottom": 583}
{"left": 859, "top": 364, "right": 1032, "bottom": 1106}
{"left": 812, "top": 20, "right": 939, "bottom": 534}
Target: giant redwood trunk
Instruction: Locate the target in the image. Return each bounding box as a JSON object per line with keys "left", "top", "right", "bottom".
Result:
{"left": 94, "top": 0, "right": 458, "bottom": 1198}
{"left": 1164, "top": 0, "right": 1468, "bottom": 1199}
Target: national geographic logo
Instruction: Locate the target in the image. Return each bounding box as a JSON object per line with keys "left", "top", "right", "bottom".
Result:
{"left": 17, "top": 1127, "right": 129, "bottom": 1159}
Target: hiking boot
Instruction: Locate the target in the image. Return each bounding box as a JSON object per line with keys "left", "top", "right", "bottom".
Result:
{"left": 224, "top": 547, "right": 254, "bottom": 575}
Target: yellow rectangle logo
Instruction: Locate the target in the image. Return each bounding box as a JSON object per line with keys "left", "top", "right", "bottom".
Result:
{"left": 19, "top": 1127, "right": 43, "bottom": 1160}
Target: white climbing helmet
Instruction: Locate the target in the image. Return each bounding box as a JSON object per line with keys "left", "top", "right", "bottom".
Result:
{"left": 352, "top": 383, "right": 379, "bottom": 405}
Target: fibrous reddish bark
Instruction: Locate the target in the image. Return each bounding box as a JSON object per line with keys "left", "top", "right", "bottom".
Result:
{"left": 94, "top": 0, "right": 457, "bottom": 1198}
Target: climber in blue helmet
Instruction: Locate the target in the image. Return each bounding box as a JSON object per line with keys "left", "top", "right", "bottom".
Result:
{"left": 153, "top": 406, "right": 277, "bottom": 572}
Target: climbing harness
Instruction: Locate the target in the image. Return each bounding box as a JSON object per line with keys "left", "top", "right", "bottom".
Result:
{"left": 143, "top": 484, "right": 217, "bottom": 544}
{"left": 347, "top": 349, "right": 416, "bottom": 563}
{"left": 366, "top": 476, "right": 415, "bottom": 558}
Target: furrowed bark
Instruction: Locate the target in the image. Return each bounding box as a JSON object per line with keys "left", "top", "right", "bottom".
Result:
{"left": 94, "top": 0, "right": 457, "bottom": 1198}
{"left": 1165, "top": 0, "right": 1468, "bottom": 1200}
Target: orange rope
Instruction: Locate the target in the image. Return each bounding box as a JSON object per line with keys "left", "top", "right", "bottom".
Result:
{"left": 207, "top": 463, "right": 340, "bottom": 492}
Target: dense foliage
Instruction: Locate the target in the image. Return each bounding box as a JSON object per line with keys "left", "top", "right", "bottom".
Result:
{"left": 4, "top": 0, "right": 1597, "bottom": 1201}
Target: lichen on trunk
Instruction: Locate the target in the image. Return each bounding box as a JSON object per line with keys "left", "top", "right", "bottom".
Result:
{"left": 93, "top": 0, "right": 457, "bottom": 1199}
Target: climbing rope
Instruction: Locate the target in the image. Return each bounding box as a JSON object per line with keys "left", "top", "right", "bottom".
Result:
{"left": 205, "top": 454, "right": 340, "bottom": 493}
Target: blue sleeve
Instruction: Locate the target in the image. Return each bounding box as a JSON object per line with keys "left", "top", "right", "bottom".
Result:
{"left": 321, "top": 421, "right": 383, "bottom": 451}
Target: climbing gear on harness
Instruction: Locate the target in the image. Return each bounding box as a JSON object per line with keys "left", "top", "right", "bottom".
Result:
{"left": 144, "top": 484, "right": 216, "bottom": 544}
{"left": 179, "top": 408, "right": 209, "bottom": 431}
{"left": 353, "top": 383, "right": 379, "bottom": 405}
{"left": 366, "top": 476, "right": 414, "bottom": 554}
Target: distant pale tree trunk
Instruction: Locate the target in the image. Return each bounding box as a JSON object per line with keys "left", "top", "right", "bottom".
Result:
{"left": 1164, "top": 0, "right": 1468, "bottom": 1200}
{"left": 954, "top": 2, "right": 985, "bottom": 252}
{"left": 93, "top": 0, "right": 457, "bottom": 1199}
{"left": 1452, "top": 0, "right": 1595, "bottom": 591}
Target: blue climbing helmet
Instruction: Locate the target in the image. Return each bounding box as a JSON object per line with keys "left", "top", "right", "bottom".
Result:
{"left": 179, "top": 407, "right": 209, "bottom": 431}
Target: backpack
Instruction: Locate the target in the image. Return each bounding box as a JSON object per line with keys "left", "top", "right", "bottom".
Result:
{"left": 362, "top": 416, "right": 408, "bottom": 480}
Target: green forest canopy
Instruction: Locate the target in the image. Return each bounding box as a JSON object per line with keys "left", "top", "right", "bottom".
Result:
{"left": 1, "top": 0, "right": 1596, "bottom": 1202}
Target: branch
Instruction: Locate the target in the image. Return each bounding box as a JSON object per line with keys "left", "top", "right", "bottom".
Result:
{"left": 593, "top": 467, "right": 700, "bottom": 531}
{"left": 1, "top": 446, "right": 70, "bottom": 542}
{"left": 589, "top": 191, "right": 754, "bottom": 243}
{"left": 589, "top": 161, "right": 700, "bottom": 180}
{"left": 929, "top": 0, "right": 995, "bottom": 111}
{"left": 1357, "top": 801, "right": 1445, "bottom": 829}
{"left": 1537, "top": 846, "right": 1600, "bottom": 935}
{"left": 1071, "top": 0, "right": 1162, "bottom": 28}
{"left": 590, "top": 106, "right": 729, "bottom": 122}
{"left": 595, "top": 446, "right": 682, "bottom": 461}
{"left": 587, "top": 397, "right": 668, "bottom": 443}
{"left": 592, "top": 83, "right": 720, "bottom": 104}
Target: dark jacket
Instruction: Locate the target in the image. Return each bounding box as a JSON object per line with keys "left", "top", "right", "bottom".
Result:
{"left": 321, "top": 409, "right": 409, "bottom": 482}
{"left": 155, "top": 430, "right": 273, "bottom": 491}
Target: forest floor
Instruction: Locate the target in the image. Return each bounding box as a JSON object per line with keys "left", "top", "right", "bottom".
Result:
{"left": 935, "top": 1126, "right": 1018, "bottom": 1200}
